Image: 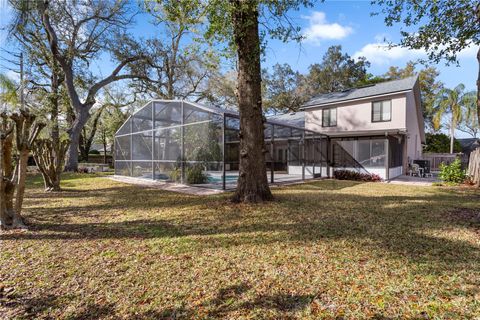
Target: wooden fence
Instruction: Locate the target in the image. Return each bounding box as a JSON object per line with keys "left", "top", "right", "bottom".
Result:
{"left": 422, "top": 153, "right": 468, "bottom": 171}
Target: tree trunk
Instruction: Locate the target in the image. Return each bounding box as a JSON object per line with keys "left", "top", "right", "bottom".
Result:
{"left": 103, "top": 141, "right": 107, "bottom": 164}
{"left": 14, "top": 149, "right": 29, "bottom": 218}
{"left": 231, "top": 0, "right": 273, "bottom": 203}
{"left": 477, "top": 47, "right": 480, "bottom": 128}
{"left": 0, "top": 128, "right": 13, "bottom": 228}
{"left": 450, "top": 118, "right": 455, "bottom": 154}
{"left": 65, "top": 109, "right": 90, "bottom": 171}
{"left": 468, "top": 147, "right": 480, "bottom": 187}
{"left": 33, "top": 138, "right": 68, "bottom": 192}
{"left": 33, "top": 71, "right": 65, "bottom": 192}
{"left": 79, "top": 132, "right": 90, "bottom": 162}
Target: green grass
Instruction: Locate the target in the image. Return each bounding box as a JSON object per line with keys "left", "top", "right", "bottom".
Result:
{"left": 1, "top": 174, "right": 480, "bottom": 319}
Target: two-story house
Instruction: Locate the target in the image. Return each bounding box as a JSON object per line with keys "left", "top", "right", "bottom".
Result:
{"left": 296, "top": 76, "right": 424, "bottom": 180}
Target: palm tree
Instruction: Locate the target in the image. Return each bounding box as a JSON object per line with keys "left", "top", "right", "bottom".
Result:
{"left": 0, "top": 73, "right": 19, "bottom": 109}
{"left": 433, "top": 84, "right": 467, "bottom": 154}
{"left": 458, "top": 91, "right": 479, "bottom": 138}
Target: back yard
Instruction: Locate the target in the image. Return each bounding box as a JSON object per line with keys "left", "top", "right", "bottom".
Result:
{"left": 1, "top": 174, "right": 479, "bottom": 319}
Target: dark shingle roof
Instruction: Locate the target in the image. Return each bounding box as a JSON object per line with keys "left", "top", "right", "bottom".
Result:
{"left": 267, "top": 111, "right": 305, "bottom": 128}
{"left": 302, "top": 76, "right": 418, "bottom": 109}
{"left": 457, "top": 138, "right": 480, "bottom": 154}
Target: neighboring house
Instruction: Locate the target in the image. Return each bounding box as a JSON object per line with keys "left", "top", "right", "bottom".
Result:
{"left": 91, "top": 143, "right": 112, "bottom": 155}
{"left": 457, "top": 138, "right": 480, "bottom": 157}
{"left": 274, "top": 76, "right": 425, "bottom": 180}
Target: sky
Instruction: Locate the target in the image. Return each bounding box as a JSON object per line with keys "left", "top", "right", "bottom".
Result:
{"left": 1, "top": 0, "right": 477, "bottom": 90}
{"left": 0, "top": 0, "right": 478, "bottom": 137}
{"left": 261, "top": 1, "right": 477, "bottom": 91}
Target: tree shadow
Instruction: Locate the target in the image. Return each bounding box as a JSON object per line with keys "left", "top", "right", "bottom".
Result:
{"left": 0, "top": 293, "right": 61, "bottom": 319}
{"left": 6, "top": 178, "right": 480, "bottom": 278}
{"left": 134, "top": 283, "right": 313, "bottom": 319}
{"left": 66, "top": 302, "right": 115, "bottom": 320}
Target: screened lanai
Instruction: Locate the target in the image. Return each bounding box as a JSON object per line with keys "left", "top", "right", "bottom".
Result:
{"left": 114, "top": 100, "right": 328, "bottom": 190}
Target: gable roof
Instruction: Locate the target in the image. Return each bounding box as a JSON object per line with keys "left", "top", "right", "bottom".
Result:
{"left": 267, "top": 111, "right": 305, "bottom": 128}
{"left": 457, "top": 138, "right": 480, "bottom": 154}
{"left": 301, "top": 76, "right": 418, "bottom": 109}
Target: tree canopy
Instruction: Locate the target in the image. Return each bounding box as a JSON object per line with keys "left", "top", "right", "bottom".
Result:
{"left": 372, "top": 0, "right": 480, "bottom": 124}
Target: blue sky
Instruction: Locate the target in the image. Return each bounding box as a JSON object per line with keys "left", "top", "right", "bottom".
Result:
{"left": 262, "top": 1, "right": 477, "bottom": 91}
{"left": 0, "top": 0, "right": 478, "bottom": 139}
{"left": 0, "top": 1, "right": 477, "bottom": 90}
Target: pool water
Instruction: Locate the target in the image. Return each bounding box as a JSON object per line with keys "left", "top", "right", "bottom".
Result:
{"left": 207, "top": 175, "right": 238, "bottom": 183}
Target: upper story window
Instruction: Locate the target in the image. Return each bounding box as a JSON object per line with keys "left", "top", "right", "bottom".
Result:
{"left": 322, "top": 108, "right": 337, "bottom": 127}
{"left": 372, "top": 100, "right": 391, "bottom": 122}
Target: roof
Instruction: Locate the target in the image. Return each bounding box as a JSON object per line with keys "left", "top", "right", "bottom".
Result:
{"left": 116, "top": 100, "right": 323, "bottom": 136}
{"left": 91, "top": 144, "right": 111, "bottom": 152}
{"left": 457, "top": 138, "right": 480, "bottom": 154}
{"left": 301, "top": 76, "right": 418, "bottom": 109}
{"left": 267, "top": 111, "right": 305, "bottom": 128}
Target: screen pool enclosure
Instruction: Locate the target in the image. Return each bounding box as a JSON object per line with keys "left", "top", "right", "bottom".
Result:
{"left": 114, "top": 100, "right": 328, "bottom": 190}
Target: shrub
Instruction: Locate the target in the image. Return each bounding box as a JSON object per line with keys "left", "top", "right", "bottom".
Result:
{"left": 77, "top": 167, "right": 90, "bottom": 174}
{"left": 186, "top": 164, "right": 208, "bottom": 184}
{"left": 169, "top": 167, "right": 182, "bottom": 182}
{"left": 438, "top": 158, "right": 466, "bottom": 184}
{"left": 333, "top": 170, "right": 382, "bottom": 182}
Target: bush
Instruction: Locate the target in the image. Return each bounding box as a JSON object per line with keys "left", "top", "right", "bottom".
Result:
{"left": 438, "top": 158, "right": 466, "bottom": 184}
{"left": 333, "top": 170, "right": 382, "bottom": 182}
{"left": 169, "top": 167, "right": 181, "bottom": 182}
{"left": 186, "top": 164, "right": 208, "bottom": 184}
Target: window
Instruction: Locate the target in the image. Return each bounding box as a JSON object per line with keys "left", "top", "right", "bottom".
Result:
{"left": 372, "top": 100, "right": 391, "bottom": 122}
{"left": 322, "top": 108, "right": 337, "bottom": 127}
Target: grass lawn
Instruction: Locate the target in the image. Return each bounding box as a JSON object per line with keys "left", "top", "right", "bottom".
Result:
{"left": 1, "top": 174, "right": 480, "bottom": 319}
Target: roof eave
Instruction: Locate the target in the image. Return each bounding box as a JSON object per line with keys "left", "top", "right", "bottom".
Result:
{"left": 300, "top": 89, "right": 412, "bottom": 110}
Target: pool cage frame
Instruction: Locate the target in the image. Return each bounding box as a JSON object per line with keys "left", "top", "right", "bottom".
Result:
{"left": 114, "top": 100, "right": 329, "bottom": 190}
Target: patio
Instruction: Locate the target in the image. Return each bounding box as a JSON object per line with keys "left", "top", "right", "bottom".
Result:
{"left": 387, "top": 174, "right": 440, "bottom": 186}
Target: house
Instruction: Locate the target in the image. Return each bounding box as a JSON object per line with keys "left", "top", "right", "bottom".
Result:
{"left": 457, "top": 138, "right": 480, "bottom": 157}
{"left": 297, "top": 76, "right": 425, "bottom": 180}
{"left": 114, "top": 100, "right": 327, "bottom": 189}
{"left": 114, "top": 77, "right": 424, "bottom": 189}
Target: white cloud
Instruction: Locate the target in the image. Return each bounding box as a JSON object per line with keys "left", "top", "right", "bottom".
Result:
{"left": 5, "top": 70, "right": 20, "bottom": 82}
{"left": 354, "top": 41, "right": 477, "bottom": 66}
{"left": 457, "top": 44, "right": 477, "bottom": 58}
{"left": 302, "top": 11, "right": 353, "bottom": 45}
{"left": 353, "top": 43, "right": 424, "bottom": 65}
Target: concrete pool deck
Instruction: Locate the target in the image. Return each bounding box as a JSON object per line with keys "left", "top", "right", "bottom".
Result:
{"left": 110, "top": 176, "right": 225, "bottom": 195}
{"left": 386, "top": 174, "right": 439, "bottom": 186}
{"left": 110, "top": 174, "right": 326, "bottom": 195}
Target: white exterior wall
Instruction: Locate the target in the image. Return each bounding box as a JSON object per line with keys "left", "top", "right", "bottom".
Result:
{"left": 288, "top": 165, "right": 322, "bottom": 176}
{"left": 389, "top": 166, "right": 403, "bottom": 179}
{"left": 405, "top": 90, "right": 424, "bottom": 163}
{"left": 332, "top": 167, "right": 387, "bottom": 180}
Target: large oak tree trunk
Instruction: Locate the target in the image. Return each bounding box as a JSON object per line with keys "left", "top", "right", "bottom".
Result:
{"left": 231, "top": 0, "right": 273, "bottom": 203}
{"left": 65, "top": 109, "right": 90, "bottom": 171}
